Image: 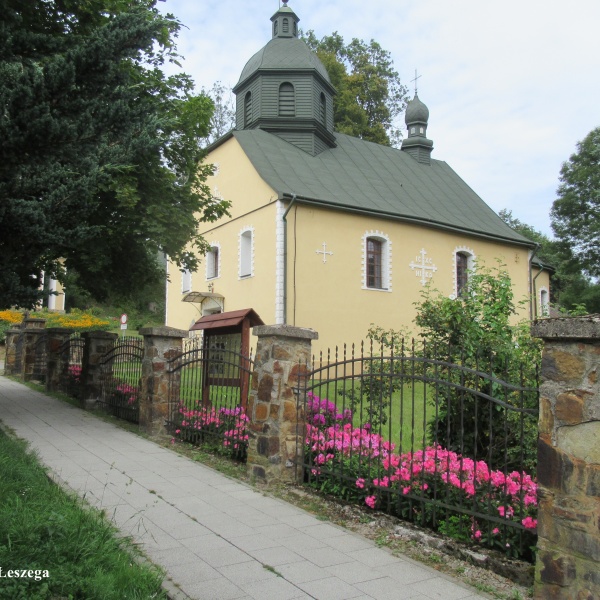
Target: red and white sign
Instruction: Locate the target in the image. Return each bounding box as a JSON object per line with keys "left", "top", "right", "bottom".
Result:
{"left": 120, "top": 313, "right": 128, "bottom": 330}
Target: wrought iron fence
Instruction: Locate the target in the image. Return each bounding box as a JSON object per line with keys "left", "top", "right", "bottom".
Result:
{"left": 297, "top": 338, "right": 539, "bottom": 561}
{"left": 97, "top": 337, "right": 143, "bottom": 423}
{"left": 167, "top": 334, "right": 253, "bottom": 460}
{"left": 57, "top": 333, "right": 85, "bottom": 398}
{"left": 32, "top": 331, "right": 48, "bottom": 382}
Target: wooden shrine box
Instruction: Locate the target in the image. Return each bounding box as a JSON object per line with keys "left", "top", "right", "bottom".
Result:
{"left": 189, "top": 308, "right": 264, "bottom": 408}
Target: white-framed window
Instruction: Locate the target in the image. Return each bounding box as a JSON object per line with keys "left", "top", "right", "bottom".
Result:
{"left": 539, "top": 287, "right": 550, "bottom": 316}
{"left": 239, "top": 227, "right": 254, "bottom": 278}
{"left": 362, "top": 231, "right": 392, "bottom": 291}
{"left": 453, "top": 247, "right": 475, "bottom": 298}
{"left": 206, "top": 243, "right": 221, "bottom": 280}
{"left": 182, "top": 268, "right": 192, "bottom": 293}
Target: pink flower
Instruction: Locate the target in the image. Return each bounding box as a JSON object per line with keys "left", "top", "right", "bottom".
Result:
{"left": 356, "top": 478, "right": 365, "bottom": 489}
{"left": 365, "top": 495, "right": 377, "bottom": 509}
{"left": 521, "top": 516, "right": 537, "bottom": 530}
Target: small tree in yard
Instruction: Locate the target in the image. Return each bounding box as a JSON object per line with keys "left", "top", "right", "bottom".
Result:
{"left": 414, "top": 262, "right": 541, "bottom": 473}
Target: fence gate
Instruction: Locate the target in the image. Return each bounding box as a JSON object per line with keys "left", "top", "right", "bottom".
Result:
{"left": 298, "top": 339, "right": 539, "bottom": 562}
{"left": 97, "top": 337, "right": 144, "bottom": 423}
{"left": 32, "top": 331, "right": 48, "bottom": 382}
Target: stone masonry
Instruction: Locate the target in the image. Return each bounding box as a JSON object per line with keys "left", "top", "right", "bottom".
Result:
{"left": 532, "top": 316, "right": 600, "bottom": 600}
{"left": 247, "top": 324, "right": 317, "bottom": 483}
{"left": 138, "top": 327, "right": 187, "bottom": 437}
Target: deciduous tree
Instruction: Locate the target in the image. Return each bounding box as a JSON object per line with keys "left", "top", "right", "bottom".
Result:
{"left": 551, "top": 126, "right": 600, "bottom": 278}
{"left": 303, "top": 31, "right": 408, "bottom": 147}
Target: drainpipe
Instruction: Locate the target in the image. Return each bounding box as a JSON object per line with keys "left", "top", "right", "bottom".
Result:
{"left": 528, "top": 243, "right": 541, "bottom": 320}
{"left": 282, "top": 194, "right": 297, "bottom": 325}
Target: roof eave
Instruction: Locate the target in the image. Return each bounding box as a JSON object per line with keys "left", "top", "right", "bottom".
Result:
{"left": 279, "top": 193, "right": 536, "bottom": 249}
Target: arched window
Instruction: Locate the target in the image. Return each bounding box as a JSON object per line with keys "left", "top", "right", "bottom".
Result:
{"left": 244, "top": 92, "right": 252, "bottom": 127}
{"left": 540, "top": 288, "right": 550, "bottom": 316}
{"left": 319, "top": 93, "right": 326, "bottom": 125}
{"left": 273, "top": 20, "right": 278, "bottom": 36}
{"left": 367, "top": 239, "right": 383, "bottom": 289}
{"left": 363, "top": 232, "right": 392, "bottom": 291}
{"left": 206, "top": 244, "right": 220, "bottom": 280}
{"left": 239, "top": 229, "right": 254, "bottom": 278}
{"left": 455, "top": 250, "right": 474, "bottom": 297}
{"left": 279, "top": 83, "right": 295, "bottom": 117}
{"left": 282, "top": 18, "right": 289, "bottom": 33}
{"left": 182, "top": 269, "right": 192, "bottom": 293}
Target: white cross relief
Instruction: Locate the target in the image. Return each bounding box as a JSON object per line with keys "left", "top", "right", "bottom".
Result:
{"left": 315, "top": 242, "right": 333, "bottom": 263}
{"left": 409, "top": 248, "right": 438, "bottom": 286}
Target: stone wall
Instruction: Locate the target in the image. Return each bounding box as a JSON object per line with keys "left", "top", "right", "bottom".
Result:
{"left": 247, "top": 324, "right": 317, "bottom": 483}
{"left": 532, "top": 316, "right": 600, "bottom": 600}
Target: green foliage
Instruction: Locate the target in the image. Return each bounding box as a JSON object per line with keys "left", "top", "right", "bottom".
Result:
{"left": 551, "top": 126, "right": 600, "bottom": 279}
{"left": 0, "top": 0, "right": 230, "bottom": 309}
{"left": 413, "top": 262, "right": 541, "bottom": 473}
{"left": 303, "top": 31, "right": 408, "bottom": 147}
{"left": 0, "top": 429, "right": 167, "bottom": 599}
{"left": 499, "top": 209, "right": 600, "bottom": 314}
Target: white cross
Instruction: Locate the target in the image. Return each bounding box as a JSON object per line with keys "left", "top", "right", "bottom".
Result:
{"left": 409, "top": 248, "right": 437, "bottom": 286}
{"left": 315, "top": 242, "right": 333, "bottom": 264}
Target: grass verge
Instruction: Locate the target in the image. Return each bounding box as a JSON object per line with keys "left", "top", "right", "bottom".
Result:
{"left": 0, "top": 427, "right": 167, "bottom": 600}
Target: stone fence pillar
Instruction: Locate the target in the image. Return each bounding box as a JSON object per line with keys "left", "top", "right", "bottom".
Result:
{"left": 46, "top": 328, "right": 74, "bottom": 392}
{"left": 81, "top": 331, "right": 118, "bottom": 403}
{"left": 532, "top": 316, "right": 600, "bottom": 600}
{"left": 139, "top": 327, "right": 187, "bottom": 437}
{"left": 247, "top": 324, "right": 317, "bottom": 483}
{"left": 3, "top": 328, "right": 22, "bottom": 376}
{"left": 22, "top": 318, "right": 47, "bottom": 381}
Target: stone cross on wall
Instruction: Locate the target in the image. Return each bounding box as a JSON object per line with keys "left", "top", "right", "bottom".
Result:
{"left": 409, "top": 248, "right": 437, "bottom": 285}
{"left": 315, "top": 242, "right": 333, "bottom": 264}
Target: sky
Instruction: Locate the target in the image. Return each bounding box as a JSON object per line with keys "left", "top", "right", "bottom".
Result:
{"left": 158, "top": 0, "right": 600, "bottom": 237}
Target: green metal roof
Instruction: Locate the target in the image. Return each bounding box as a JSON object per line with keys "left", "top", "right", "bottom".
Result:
{"left": 231, "top": 129, "right": 534, "bottom": 246}
{"left": 235, "top": 38, "right": 332, "bottom": 90}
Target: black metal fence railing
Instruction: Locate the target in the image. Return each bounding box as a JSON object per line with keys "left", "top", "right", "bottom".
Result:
{"left": 32, "top": 332, "right": 48, "bottom": 382}
{"left": 97, "top": 337, "right": 143, "bottom": 424}
{"left": 167, "top": 334, "right": 253, "bottom": 460}
{"left": 57, "top": 333, "right": 85, "bottom": 398}
{"left": 298, "top": 339, "right": 539, "bottom": 562}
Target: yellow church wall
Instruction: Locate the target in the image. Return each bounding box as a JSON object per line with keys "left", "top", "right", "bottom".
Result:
{"left": 286, "top": 204, "right": 538, "bottom": 354}
{"left": 165, "top": 200, "right": 280, "bottom": 332}
{"left": 165, "top": 137, "right": 280, "bottom": 332}
{"left": 204, "top": 137, "right": 280, "bottom": 223}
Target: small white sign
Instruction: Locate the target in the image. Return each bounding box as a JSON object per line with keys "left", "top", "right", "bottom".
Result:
{"left": 120, "top": 323, "right": 128, "bottom": 330}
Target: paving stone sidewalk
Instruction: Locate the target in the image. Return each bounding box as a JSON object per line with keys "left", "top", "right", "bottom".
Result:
{"left": 0, "top": 376, "right": 490, "bottom": 600}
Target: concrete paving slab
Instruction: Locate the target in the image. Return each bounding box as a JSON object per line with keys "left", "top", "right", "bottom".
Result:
{"left": 0, "top": 376, "right": 492, "bottom": 600}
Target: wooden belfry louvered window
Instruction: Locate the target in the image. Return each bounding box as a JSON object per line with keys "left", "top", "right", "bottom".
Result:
{"left": 244, "top": 92, "right": 252, "bottom": 127}
{"left": 367, "top": 238, "right": 383, "bottom": 289}
{"left": 279, "top": 83, "right": 295, "bottom": 116}
{"left": 319, "top": 93, "right": 326, "bottom": 125}
{"left": 456, "top": 252, "right": 469, "bottom": 296}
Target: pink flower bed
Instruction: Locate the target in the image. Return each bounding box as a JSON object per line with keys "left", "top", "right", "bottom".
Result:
{"left": 304, "top": 392, "right": 538, "bottom": 559}
{"left": 174, "top": 404, "right": 249, "bottom": 455}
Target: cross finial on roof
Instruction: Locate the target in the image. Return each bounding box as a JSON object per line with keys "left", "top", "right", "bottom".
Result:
{"left": 411, "top": 69, "right": 421, "bottom": 95}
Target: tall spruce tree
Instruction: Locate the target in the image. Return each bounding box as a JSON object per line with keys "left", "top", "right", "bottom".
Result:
{"left": 0, "top": 0, "right": 229, "bottom": 308}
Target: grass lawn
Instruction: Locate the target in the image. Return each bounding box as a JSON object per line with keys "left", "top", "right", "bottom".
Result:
{"left": 0, "top": 428, "right": 167, "bottom": 600}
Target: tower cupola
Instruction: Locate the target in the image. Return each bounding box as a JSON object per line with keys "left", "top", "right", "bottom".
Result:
{"left": 401, "top": 93, "right": 434, "bottom": 164}
{"left": 232, "top": 3, "right": 336, "bottom": 156}
{"left": 271, "top": 1, "right": 299, "bottom": 39}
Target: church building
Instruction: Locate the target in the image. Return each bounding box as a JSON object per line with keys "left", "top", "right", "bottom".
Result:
{"left": 165, "top": 2, "right": 550, "bottom": 352}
